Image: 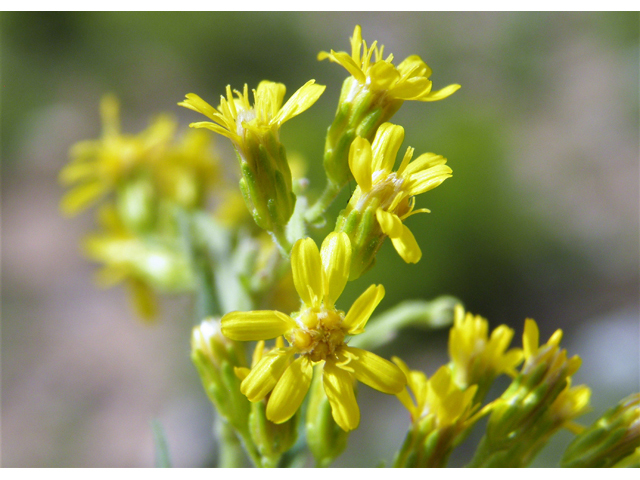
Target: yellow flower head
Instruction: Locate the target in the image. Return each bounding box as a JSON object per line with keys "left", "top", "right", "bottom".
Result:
{"left": 154, "top": 129, "right": 220, "bottom": 210}
{"left": 337, "top": 123, "right": 452, "bottom": 275}
{"left": 393, "top": 359, "right": 480, "bottom": 430}
{"left": 221, "top": 232, "right": 406, "bottom": 431}
{"left": 522, "top": 318, "right": 582, "bottom": 378}
{"left": 60, "top": 94, "right": 175, "bottom": 216}
{"left": 448, "top": 305, "right": 523, "bottom": 393}
{"left": 180, "top": 80, "right": 325, "bottom": 232}
{"left": 319, "top": 25, "right": 460, "bottom": 103}
{"left": 179, "top": 80, "right": 325, "bottom": 149}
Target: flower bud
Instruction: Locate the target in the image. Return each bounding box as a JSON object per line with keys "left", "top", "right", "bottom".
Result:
{"left": 191, "top": 318, "right": 251, "bottom": 433}
{"left": 306, "top": 365, "right": 350, "bottom": 467}
{"left": 469, "top": 319, "right": 589, "bottom": 467}
{"left": 561, "top": 393, "right": 640, "bottom": 468}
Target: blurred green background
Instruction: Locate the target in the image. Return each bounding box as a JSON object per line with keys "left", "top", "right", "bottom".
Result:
{"left": 2, "top": 12, "right": 638, "bottom": 467}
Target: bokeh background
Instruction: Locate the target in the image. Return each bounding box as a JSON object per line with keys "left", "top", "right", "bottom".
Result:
{"left": 2, "top": 12, "right": 638, "bottom": 467}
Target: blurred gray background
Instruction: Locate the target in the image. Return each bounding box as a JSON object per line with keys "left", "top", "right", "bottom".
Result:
{"left": 2, "top": 12, "right": 638, "bottom": 467}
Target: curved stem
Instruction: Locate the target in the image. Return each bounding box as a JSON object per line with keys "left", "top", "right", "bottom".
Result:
{"left": 304, "top": 181, "right": 342, "bottom": 225}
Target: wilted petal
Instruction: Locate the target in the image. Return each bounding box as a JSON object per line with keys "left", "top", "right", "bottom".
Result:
{"left": 343, "top": 346, "right": 406, "bottom": 394}
{"left": 343, "top": 284, "right": 385, "bottom": 334}
{"left": 266, "top": 356, "right": 313, "bottom": 424}
{"left": 240, "top": 347, "right": 294, "bottom": 402}
{"left": 323, "top": 360, "right": 360, "bottom": 431}
{"left": 291, "top": 237, "right": 323, "bottom": 308}
{"left": 221, "top": 310, "right": 295, "bottom": 341}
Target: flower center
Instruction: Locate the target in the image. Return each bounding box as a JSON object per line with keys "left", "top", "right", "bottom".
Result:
{"left": 356, "top": 171, "right": 410, "bottom": 216}
{"left": 290, "top": 307, "right": 346, "bottom": 363}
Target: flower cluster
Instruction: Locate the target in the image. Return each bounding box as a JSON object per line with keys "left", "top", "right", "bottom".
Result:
{"left": 61, "top": 23, "right": 639, "bottom": 469}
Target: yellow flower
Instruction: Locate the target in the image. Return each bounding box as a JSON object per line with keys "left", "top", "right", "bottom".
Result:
{"left": 154, "top": 129, "right": 220, "bottom": 210}
{"left": 60, "top": 94, "right": 175, "bottom": 216}
{"left": 180, "top": 80, "right": 325, "bottom": 233}
{"left": 335, "top": 122, "right": 452, "bottom": 277}
{"left": 180, "top": 80, "right": 324, "bottom": 146}
{"left": 548, "top": 379, "right": 591, "bottom": 434}
{"left": 522, "top": 318, "right": 582, "bottom": 377}
{"left": 394, "top": 360, "right": 479, "bottom": 429}
{"left": 83, "top": 204, "right": 193, "bottom": 320}
{"left": 221, "top": 232, "right": 406, "bottom": 431}
{"left": 392, "top": 359, "right": 485, "bottom": 467}
{"left": 319, "top": 25, "right": 460, "bottom": 103}
{"left": 448, "top": 305, "right": 523, "bottom": 400}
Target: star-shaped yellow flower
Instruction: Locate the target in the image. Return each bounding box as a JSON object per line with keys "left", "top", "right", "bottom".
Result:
{"left": 448, "top": 305, "right": 523, "bottom": 399}
{"left": 221, "top": 232, "right": 406, "bottom": 431}
{"left": 319, "top": 25, "right": 460, "bottom": 102}
{"left": 180, "top": 80, "right": 325, "bottom": 150}
{"left": 338, "top": 122, "right": 452, "bottom": 276}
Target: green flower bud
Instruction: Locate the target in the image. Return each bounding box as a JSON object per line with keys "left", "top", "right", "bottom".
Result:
{"left": 191, "top": 318, "right": 251, "bottom": 433}
{"left": 561, "top": 393, "right": 640, "bottom": 468}
{"left": 469, "top": 319, "right": 590, "bottom": 467}
{"left": 180, "top": 80, "right": 324, "bottom": 236}
{"left": 249, "top": 399, "right": 299, "bottom": 468}
{"left": 306, "top": 365, "right": 350, "bottom": 467}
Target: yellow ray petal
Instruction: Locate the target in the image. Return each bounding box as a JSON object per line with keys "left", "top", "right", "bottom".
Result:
{"left": 348, "top": 137, "right": 373, "bottom": 192}
{"left": 272, "top": 80, "right": 325, "bottom": 127}
{"left": 343, "top": 284, "right": 385, "bottom": 334}
{"left": 405, "top": 164, "right": 452, "bottom": 196}
{"left": 389, "top": 77, "right": 432, "bottom": 100}
{"left": 291, "top": 237, "right": 323, "bottom": 308}
{"left": 240, "top": 347, "right": 294, "bottom": 402}
{"left": 320, "top": 232, "right": 352, "bottom": 307}
{"left": 343, "top": 346, "right": 406, "bottom": 394}
{"left": 221, "top": 310, "right": 295, "bottom": 341}
{"left": 396, "top": 55, "right": 431, "bottom": 79}
{"left": 418, "top": 83, "right": 461, "bottom": 102}
{"left": 266, "top": 356, "right": 313, "bottom": 424}
{"left": 371, "top": 123, "right": 404, "bottom": 174}
{"left": 523, "top": 318, "right": 539, "bottom": 359}
{"left": 323, "top": 360, "right": 360, "bottom": 431}
{"left": 377, "top": 210, "right": 422, "bottom": 264}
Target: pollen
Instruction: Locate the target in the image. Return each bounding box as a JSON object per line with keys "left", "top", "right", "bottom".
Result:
{"left": 290, "top": 307, "right": 347, "bottom": 363}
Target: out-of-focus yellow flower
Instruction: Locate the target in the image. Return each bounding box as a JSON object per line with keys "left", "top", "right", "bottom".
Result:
{"left": 155, "top": 129, "right": 220, "bottom": 210}
{"left": 83, "top": 204, "right": 193, "bottom": 321}
{"left": 319, "top": 25, "right": 460, "bottom": 103}
{"left": 394, "top": 360, "right": 479, "bottom": 429}
{"left": 392, "top": 359, "right": 485, "bottom": 467}
{"left": 469, "top": 318, "right": 589, "bottom": 467}
{"left": 180, "top": 81, "right": 324, "bottom": 234}
{"left": 221, "top": 232, "right": 406, "bottom": 431}
{"left": 60, "top": 94, "right": 175, "bottom": 216}
{"left": 335, "top": 123, "right": 452, "bottom": 278}
{"left": 562, "top": 393, "right": 639, "bottom": 468}
{"left": 448, "top": 305, "right": 523, "bottom": 402}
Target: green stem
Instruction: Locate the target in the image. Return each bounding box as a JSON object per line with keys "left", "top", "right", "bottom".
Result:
{"left": 350, "top": 297, "right": 459, "bottom": 351}
{"left": 304, "top": 181, "right": 342, "bottom": 226}
{"left": 216, "top": 419, "right": 246, "bottom": 468}
{"left": 270, "top": 224, "right": 293, "bottom": 257}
